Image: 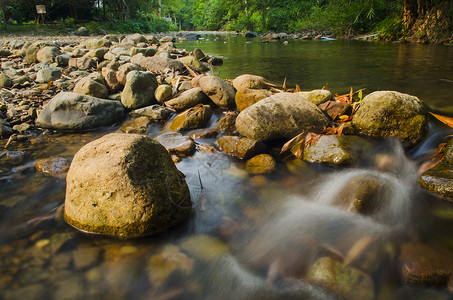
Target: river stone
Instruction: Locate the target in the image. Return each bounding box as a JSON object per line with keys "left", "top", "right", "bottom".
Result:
{"left": 36, "top": 92, "right": 125, "bottom": 130}
{"left": 116, "top": 62, "right": 141, "bottom": 85}
{"left": 0, "top": 48, "right": 11, "bottom": 57}
{"left": 75, "top": 26, "right": 90, "bottom": 36}
{"left": 298, "top": 89, "right": 331, "bottom": 105}
{"left": 25, "top": 42, "right": 50, "bottom": 64}
{"left": 351, "top": 91, "right": 428, "bottom": 145}
{"left": 193, "top": 48, "right": 206, "bottom": 60}
{"left": 177, "top": 55, "right": 209, "bottom": 72}
{"left": 309, "top": 256, "right": 374, "bottom": 300}
{"left": 232, "top": 74, "right": 277, "bottom": 90}
{"left": 64, "top": 133, "right": 192, "bottom": 236}
{"left": 35, "top": 157, "right": 71, "bottom": 177}
{"left": 121, "top": 71, "right": 158, "bottom": 109}
{"left": 444, "top": 138, "right": 453, "bottom": 164}
{"left": 218, "top": 112, "right": 238, "bottom": 132}
{"left": 0, "top": 72, "right": 12, "bottom": 88}
{"left": 246, "top": 154, "right": 276, "bottom": 174}
{"left": 73, "top": 246, "right": 102, "bottom": 270}
{"left": 147, "top": 244, "right": 194, "bottom": 287}
{"left": 101, "top": 67, "right": 122, "bottom": 92}
{"left": 130, "top": 47, "right": 157, "bottom": 57}
{"left": 87, "top": 48, "right": 108, "bottom": 60}
{"left": 155, "top": 84, "right": 173, "bottom": 103}
{"left": 36, "top": 67, "right": 62, "bottom": 83}
{"left": 120, "top": 116, "right": 152, "bottom": 133}
{"left": 419, "top": 162, "right": 453, "bottom": 201}
{"left": 199, "top": 76, "right": 236, "bottom": 109}
{"left": 131, "top": 104, "right": 171, "bottom": 121}
{"left": 135, "top": 55, "right": 185, "bottom": 73}
{"left": 155, "top": 132, "right": 196, "bottom": 157}
{"left": 236, "top": 93, "right": 330, "bottom": 142}
{"left": 0, "top": 123, "right": 13, "bottom": 138}
{"left": 73, "top": 77, "right": 108, "bottom": 99}
{"left": 217, "top": 135, "right": 266, "bottom": 160}
{"left": 303, "top": 135, "right": 372, "bottom": 165}
{"left": 399, "top": 243, "right": 453, "bottom": 286}
{"left": 36, "top": 46, "right": 61, "bottom": 64}
{"left": 235, "top": 88, "right": 273, "bottom": 111}
{"left": 165, "top": 87, "right": 209, "bottom": 111}
{"left": 169, "top": 105, "right": 212, "bottom": 131}
{"left": 77, "top": 56, "right": 96, "bottom": 70}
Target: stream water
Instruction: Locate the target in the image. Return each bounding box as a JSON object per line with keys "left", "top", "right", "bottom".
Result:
{"left": 1, "top": 35, "right": 453, "bottom": 299}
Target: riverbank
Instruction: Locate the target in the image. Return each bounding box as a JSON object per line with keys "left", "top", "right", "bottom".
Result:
{"left": 1, "top": 32, "right": 453, "bottom": 299}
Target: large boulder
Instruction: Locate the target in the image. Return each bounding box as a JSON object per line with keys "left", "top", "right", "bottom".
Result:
{"left": 64, "top": 133, "right": 192, "bottom": 236}
{"left": 236, "top": 93, "right": 330, "bottom": 141}
{"left": 199, "top": 76, "right": 236, "bottom": 109}
{"left": 121, "top": 71, "right": 158, "bottom": 109}
{"left": 35, "top": 92, "right": 125, "bottom": 130}
{"left": 165, "top": 87, "right": 209, "bottom": 111}
{"left": 352, "top": 91, "right": 428, "bottom": 145}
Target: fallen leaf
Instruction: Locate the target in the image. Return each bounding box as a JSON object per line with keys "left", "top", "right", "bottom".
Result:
{"left": 431, "top": 112, "right": 453, "bottom": 128}
{"left": 280, "top": 131, "right": 308, "bottom": 154}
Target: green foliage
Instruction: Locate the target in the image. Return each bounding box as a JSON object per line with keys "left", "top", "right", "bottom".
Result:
{"left": 65, "top": 17, "right": 75, "bottom": 28}
{"left": 86, "top": 21, "right": 101, "bottom": 34}
{"left": 103, "top": 16, "right": 178, "bottom": 34}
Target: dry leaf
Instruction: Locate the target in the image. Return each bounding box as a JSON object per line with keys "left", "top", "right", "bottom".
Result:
{"left": 280, "top": 131, "right": 308, "bottom": 154}
{"left": 431, "top": 112, "right": 453, "bottom": 128}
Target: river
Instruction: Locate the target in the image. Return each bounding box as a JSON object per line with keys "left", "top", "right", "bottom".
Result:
{"left": 1, "top": 34, "right": 453, "bottom": 299}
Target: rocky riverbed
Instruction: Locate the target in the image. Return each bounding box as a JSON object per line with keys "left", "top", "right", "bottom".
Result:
{"left": 1, "top": 31, "right": 453, "bottom": 299}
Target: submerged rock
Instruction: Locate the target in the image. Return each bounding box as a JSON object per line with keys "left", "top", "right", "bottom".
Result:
{"left": 303, "top": 135, "right": 372, "bottom": 165}
{"left": 236, "top": 93, "right": 330, "bottom": 141}
{"left": 246, "top": 154, "right": 276, "bottom": 174}
{"left": 399, "top": 243, "right": 453, "bottom": 286}
{"left": 217, "top": 135, "right": 266, "bottom": 160}
{"left": 64, "top": 133, "right": 192, "bottom": 236}
{"left": 120, "top": 116, "right": 152, "bottom": 133}
{"left": 35, "top": 92, "right": 125, "bottom": 130}
{"left": 35, "top": 157, "right": 70, "bottom": 177}
{"left": 309, "top": 256, "right": 374, "bottom": 300}
{"left": 419, "top": 162, "right": 453, "bottom": 201}
{"left": 154, "top": 132, "right": 196, "bottom": 157}
{"left": 352, "top": 91, "right": 428, "bottom": 145}
{"left": 169, "top": 105, "right": 212, "bottom": 131}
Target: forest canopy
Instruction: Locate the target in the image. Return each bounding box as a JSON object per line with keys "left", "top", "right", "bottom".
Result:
{"left": 0, "top": 0, "right": 452, "bottom": 42}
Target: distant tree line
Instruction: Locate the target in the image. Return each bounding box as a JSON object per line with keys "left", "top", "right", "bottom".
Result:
{"left": 0, "top": 0, "right": 451, "bottom": 41}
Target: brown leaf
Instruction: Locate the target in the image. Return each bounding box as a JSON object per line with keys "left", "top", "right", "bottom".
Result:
{"left": 283, "top": 77, "right": 287, "bottom": 92}
{"left": 305, "top": 132, "right": 321, "bottom": 148}
{"left": 337, "top": 123, "right": 345, "bottom": 135}
{"left": 280, "top": 131, "right": 309, "bottom": 154}
{"left": 296, "top": 84, "right": 301, "bottom": 92}
{"left": 431, "top": 113, "right": 453, "bottom": 128}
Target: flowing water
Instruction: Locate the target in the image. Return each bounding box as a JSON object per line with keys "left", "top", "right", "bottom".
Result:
{"left": 1, "top": 35, "right": 453, "bottom": 299}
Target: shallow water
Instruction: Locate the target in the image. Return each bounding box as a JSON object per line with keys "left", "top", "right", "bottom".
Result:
{"left": 1, "top": 36, "right": 453, "bottom": 299}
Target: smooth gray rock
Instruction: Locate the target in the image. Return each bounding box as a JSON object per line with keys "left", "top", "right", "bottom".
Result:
{"left": 36, "top": 67, "right": 61, "bottom": 83}
{"left": 35, "top": 92, "right": 125, "bottom": 130}
{"left": 121, "top": 71, "right": 158, "bottom": 109}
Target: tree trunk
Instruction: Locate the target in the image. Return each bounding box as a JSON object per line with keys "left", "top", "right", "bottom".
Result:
{"left": 403, "top": 0, "right": 419, "bottom": 28}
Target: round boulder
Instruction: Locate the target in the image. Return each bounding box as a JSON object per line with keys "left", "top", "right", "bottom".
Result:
{"left": 236, "top": 92, "right": 330, "bottom": 141}
{"left": 64, "top": 133, "right": 192, "bottom": 236}
{"left": 352, "top": 91, "right": 428, "bottom": 145}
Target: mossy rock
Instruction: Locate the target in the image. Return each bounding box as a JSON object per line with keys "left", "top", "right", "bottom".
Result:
{"left": 352, "top": 91, "right": 428, "bottom": 146}
{"left": 64, "top": 133, "right": 192, "bottom": 237}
